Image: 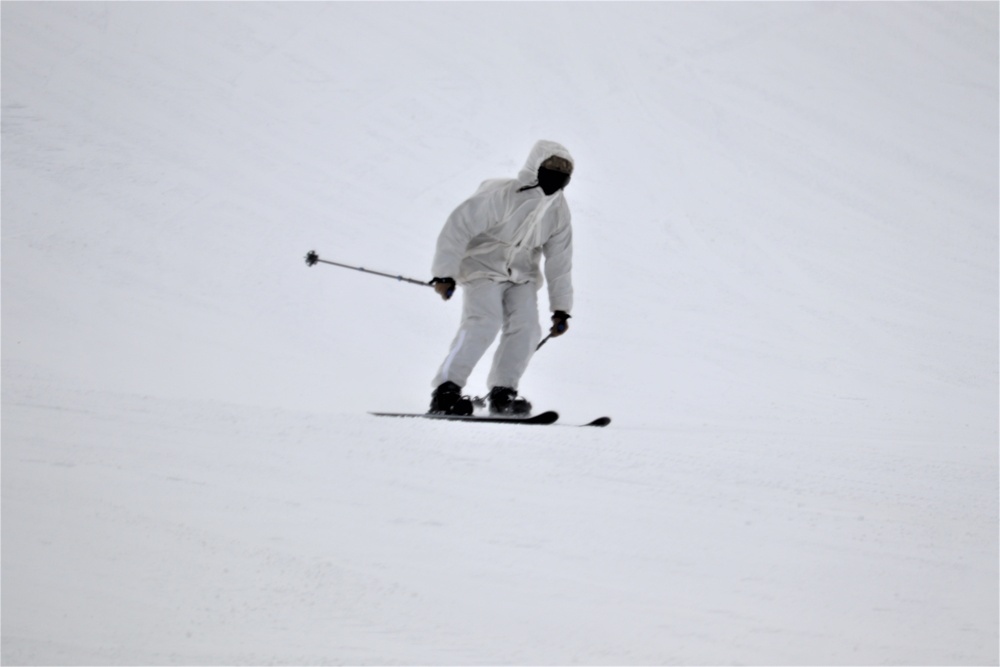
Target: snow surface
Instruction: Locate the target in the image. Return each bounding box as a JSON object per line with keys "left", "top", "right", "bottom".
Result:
{"left": 2, "top": 2, "right": 997, "bottom": 664}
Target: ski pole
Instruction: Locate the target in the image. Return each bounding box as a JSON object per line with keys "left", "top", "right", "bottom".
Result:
{"left": 304, "top": 250, "right": 433, "bottom": 289}
{"left": 536, "top": 315, "right": 570, "bottom": 349}
{"left": 306, "top": 250, "right": 557, "bottom": 350}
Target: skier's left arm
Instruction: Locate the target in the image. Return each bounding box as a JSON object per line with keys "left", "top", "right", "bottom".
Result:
{"left": 542, "top": 207, "right": 573, "bottom": 319}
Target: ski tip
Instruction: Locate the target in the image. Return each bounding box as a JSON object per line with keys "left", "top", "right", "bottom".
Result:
{"left": 531, "top": 410, "right": 559, "bottom": 424}
{"left": 585, "top": 416, "right": 612, "bottom": 427}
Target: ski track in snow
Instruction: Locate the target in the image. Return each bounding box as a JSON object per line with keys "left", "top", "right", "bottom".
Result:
{"left": 2, "top": 2, "right": 997, "bottom": 665}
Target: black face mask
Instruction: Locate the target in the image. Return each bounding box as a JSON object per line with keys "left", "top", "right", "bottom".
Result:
{"left": 538, "top": 167, "right": 571, "bottom": 195}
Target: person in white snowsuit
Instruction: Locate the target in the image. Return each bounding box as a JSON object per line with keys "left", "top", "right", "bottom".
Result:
{"left": 429, "top": 140, "right": 575, "bottom": 416}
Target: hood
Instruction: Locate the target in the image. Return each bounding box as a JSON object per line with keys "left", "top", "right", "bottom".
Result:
{"left": 517, "top": 140, "right": 574, "bottom": 186}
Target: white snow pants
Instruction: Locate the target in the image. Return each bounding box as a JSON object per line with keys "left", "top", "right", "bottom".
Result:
{"left": 432, "top": 279, "right": 542, "bottom": 391}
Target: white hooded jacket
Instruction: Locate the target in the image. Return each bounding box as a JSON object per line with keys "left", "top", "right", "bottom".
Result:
{"left": 431, "top": 140, "right": 574, "bottom": 313}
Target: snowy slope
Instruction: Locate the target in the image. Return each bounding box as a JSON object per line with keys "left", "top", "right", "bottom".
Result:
{"left": 2, "top": 2, "right": 997, "bottom": 665}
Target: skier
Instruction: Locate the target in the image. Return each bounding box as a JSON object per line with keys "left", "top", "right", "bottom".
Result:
{"left": 428, "top": 140, "right": 575, "bottom": 416}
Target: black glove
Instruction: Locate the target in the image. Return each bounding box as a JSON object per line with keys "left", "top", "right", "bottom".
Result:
{"left": 430, "top": 277, "right": 456, "bottom": 301}
{"left": 550, "top": 310, "right": 571, "bottom": 337}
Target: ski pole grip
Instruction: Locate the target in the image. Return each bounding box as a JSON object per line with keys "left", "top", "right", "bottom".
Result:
{"left": 430, "top": 277, "right": 456, "bottom": 300}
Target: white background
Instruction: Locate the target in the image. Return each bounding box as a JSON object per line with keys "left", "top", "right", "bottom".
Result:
{"left": 2, "top": 3, "right": 997, "bottom": 664}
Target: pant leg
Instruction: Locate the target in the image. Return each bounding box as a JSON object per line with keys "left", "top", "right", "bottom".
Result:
{"left": 432, "top": 279, "right": 505, "bottom": 388}
{"left": 487, "top": 282, "right": 542, "bottom": 390}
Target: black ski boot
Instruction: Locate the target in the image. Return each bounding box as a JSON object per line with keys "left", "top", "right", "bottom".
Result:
{"left": 488, "top": 386, "right": 532, "bottom": 416}
{"left": 429, "top": 381, "right": 474, "bottom": 416}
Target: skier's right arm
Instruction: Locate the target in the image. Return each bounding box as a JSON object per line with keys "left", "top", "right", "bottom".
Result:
{"left": 430, "top": 188, "right": 498, "bottom": 291}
